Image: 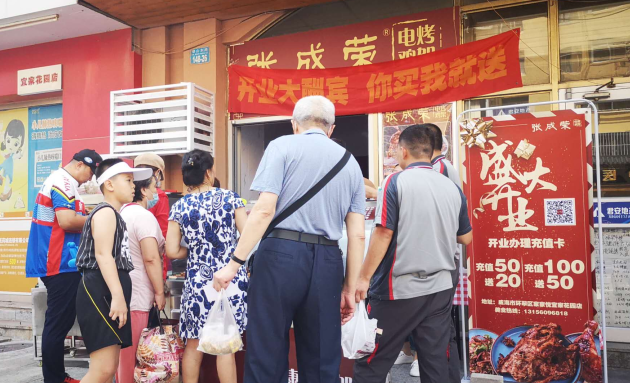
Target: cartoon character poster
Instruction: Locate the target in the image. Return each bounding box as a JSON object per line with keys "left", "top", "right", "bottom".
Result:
{"left": 0, "top": 108, "right": 29, "bottom": 215}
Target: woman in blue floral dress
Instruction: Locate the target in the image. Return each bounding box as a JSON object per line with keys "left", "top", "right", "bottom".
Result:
{"left": 166, "top": 150, "right": 247, "bottom": 383}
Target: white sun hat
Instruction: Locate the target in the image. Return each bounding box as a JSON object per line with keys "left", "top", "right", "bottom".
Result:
{"left": 96, "top": 161, "right": 153, "bottom": 187}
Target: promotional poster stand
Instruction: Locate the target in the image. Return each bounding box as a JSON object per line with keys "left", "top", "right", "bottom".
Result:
{"left": 454, "top": 100, "right": 607, "bottom": 383}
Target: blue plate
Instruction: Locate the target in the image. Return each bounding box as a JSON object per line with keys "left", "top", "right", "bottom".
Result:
{"left": 566, "top": 332, "right": 602, "bottom": 383}
{"left": 469, "top": 328, "right": 498, "bottom": 341}
{"left": 491, "top": 326, "right": 581, "bottom": 383}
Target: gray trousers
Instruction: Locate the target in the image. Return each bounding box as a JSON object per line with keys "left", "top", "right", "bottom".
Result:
{"left": 353, "top": 289, "right": 453, "bottom": 383}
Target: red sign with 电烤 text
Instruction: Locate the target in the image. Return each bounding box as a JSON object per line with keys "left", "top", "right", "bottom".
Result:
{"left": 230, "top": 7, "right": 460, "bottom": 70}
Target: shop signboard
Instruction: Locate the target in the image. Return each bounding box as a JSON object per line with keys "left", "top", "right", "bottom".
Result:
{"left": 229, "top": 30, "right": 522, "bottom": 116}
{"left": 231, "top": 7, "right": 459, "bottom": 70}
{"left": 28, "top": 104, "right": 63, "bottom": 209}
{"left": 230, "top": 7, "right": 460, "bottom": 120}
{"left": 17, "top": 64, "right": 62, "bottom": 96}
{"left": 462, "top": 110, "right": 602, "bottom": 381}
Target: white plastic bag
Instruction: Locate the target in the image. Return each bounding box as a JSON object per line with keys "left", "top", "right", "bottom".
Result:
{"left": 197, "top": 289, "right": 243, "bottom": 355}
{"left": 341, "top": 301, "right": 378, "bottom": 359}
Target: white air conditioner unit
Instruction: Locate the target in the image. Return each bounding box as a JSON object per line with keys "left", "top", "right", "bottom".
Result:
{"left": 110, "top": 83, "right": 214, "bottom": 157}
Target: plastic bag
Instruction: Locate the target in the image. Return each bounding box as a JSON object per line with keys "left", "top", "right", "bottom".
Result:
{"left": 197, "top": 289, "right": 243, "bottom": 355}
{"left": 341, "top": 301, "right": 378, "bottom": 359}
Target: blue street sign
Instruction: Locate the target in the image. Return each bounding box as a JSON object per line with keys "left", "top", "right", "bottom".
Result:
{"left": 491, "top": 106, "right": 530, "bottom": 116}
{"left": 191, "top": 47, "right": 210, "bottom": 64}
{"left": 594, "top": 199, "right": 630, "bottom": 226}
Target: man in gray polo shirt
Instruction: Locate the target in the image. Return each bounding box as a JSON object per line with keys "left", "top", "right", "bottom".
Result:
{"left": 354, "top": 124, "right": 472, "bottom": 383}
{"left": 213, "top": 95, "right": 366, "bottom": 383}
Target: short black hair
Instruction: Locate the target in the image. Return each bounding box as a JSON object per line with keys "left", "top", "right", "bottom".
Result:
{"left": 331, "top": 138, "right": 347, "bottom": 148}
{"left": 213, "top": 178, "right": 221, "bottom": 188}
{"left": 425, "top": 123, "right": 443, "bottom": 153}
{"left": 132, "top": 176, "right": 154, "bottom": 203}
{"left": 96, "top": 158, "right": 123, "bottom": 192}
{"left": 182, "top": 149, "right": 214, "bottom": 187}
{"left": 399, "top": 124, "right": 435, "bottom": 159}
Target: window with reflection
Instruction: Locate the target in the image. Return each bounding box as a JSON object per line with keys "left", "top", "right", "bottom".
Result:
{"left": 573, "top": 98, "right": 630, "bottom": 197}
{"left": 463, "top": 3, "right": 550, "bottom": 85}
{"left": 560, "top": 0, "right": 630, "bottom": 82}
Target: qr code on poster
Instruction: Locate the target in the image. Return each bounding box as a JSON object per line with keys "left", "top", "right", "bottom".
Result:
{"left": 544, "top": 198, "right": 576, "bottom": 226}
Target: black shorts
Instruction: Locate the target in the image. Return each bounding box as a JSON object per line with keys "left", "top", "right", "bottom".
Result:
{"left": 76, "top": 269, "right": 132, "bottom": 354}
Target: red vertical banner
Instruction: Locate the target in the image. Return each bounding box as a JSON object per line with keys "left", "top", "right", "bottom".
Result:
{"left": 462, "top": 110, "right": 602, "bottom": 382}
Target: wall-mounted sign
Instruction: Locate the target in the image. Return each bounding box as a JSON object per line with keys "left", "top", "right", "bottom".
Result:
{"left": 28, "top": 104, "right": 63, "bottom": 209}
{"left": 594, "top": 198, "right": 630, "bottom": 227}
{"left": 191, "top": 47, "right": 210, "bottom": 64}
{"left": 490, "top": 106, "right": 530, "bottom": 116}
{"left": 602, "top": 169, "right": 617, "bottom": 182}
{"left": 17, "top": 64, "right": 62, "bottom": 96}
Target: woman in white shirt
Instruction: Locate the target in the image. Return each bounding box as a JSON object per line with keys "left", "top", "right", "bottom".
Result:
{"left": 116, "top": 174, "right": 166, "bottom": 383}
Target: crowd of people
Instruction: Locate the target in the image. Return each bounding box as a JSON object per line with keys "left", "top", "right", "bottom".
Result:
{"left": 24, "top": 95, "right": 472, "bottom": 383}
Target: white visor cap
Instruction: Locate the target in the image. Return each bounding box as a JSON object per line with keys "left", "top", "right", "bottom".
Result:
{"left": 96, "top": 162, "right": 153, "bottom": 187}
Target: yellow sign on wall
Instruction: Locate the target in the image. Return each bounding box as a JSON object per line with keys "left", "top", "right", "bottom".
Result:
{"left": 0, "top": 229, "right": 36, "bottom": 293}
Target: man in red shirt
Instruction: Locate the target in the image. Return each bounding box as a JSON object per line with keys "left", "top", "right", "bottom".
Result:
{"left": 134, "top": 154, "right": 169, "bottom": 278}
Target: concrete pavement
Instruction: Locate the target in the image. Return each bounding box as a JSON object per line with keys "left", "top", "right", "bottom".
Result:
{"left": 0, "top": 341, "right": 627, "bottom": 383}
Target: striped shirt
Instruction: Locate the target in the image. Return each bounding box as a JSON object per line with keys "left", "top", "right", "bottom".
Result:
{"left": 26, "top": 169, "right": 86, "bottom": 277}
{"left": 431, "top": 154, "right": 461, "bottom": 187}
{"left": 76, "top": 203, "right": 134, "bottom": 272}
{"left": 432, "top": 154, "right": 462, "bottom": 260}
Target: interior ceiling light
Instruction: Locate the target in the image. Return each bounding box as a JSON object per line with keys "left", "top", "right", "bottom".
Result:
{"left": 0, "top": 14, "right": 59, "bottom": 33}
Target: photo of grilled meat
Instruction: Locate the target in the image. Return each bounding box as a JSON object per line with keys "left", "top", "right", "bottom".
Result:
{"left": 470, "top": 335, "right": 495, "bottom": 374}
{"left": 497, "top": 323, "right": 579, "bottom": 383}
{"left": 573, "top": 321, "right": 602, "bottom": 383}
{"left": 502, "top": 337, "right": 516, "bottom": 347}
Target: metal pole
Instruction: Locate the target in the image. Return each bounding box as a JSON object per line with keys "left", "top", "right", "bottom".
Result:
{"left": 454, "top": 99, "right": 607, "bottom": 383}
{"left": 584, "top": 99, "right": 609, "bottom": 383}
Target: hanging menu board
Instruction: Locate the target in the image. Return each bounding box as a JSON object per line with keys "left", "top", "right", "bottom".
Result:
{"left": 595, "top": 228, "right": 630, "bottom": 328}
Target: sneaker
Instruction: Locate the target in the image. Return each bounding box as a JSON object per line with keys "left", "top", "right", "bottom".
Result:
{"left": 63, "top": 375, "right": 80, "bottom": 383}
{"left": 394, "top": 351, "right": 414, "bottom": 365}
{"left": 409, "top": 360, "right": 420, "bottom": 377}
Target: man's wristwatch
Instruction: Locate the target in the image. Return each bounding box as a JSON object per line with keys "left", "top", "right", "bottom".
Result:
{"left": 230, "top": 254, "right": 246, "bottom": 266}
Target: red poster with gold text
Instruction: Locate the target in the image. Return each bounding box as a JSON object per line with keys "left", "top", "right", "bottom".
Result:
{"left": 463, "top": 111, "right": 600, "bottom": 381}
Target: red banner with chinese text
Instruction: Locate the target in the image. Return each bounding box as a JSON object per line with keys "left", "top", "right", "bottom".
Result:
{"left": 228, "top": 30, "right": 522, "bottom": 116}
{"left": 463, "top": 110, "right": 599, "bottom": 380}
{"left": 230, "top": 7, "right": 459, "bottom": 69}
